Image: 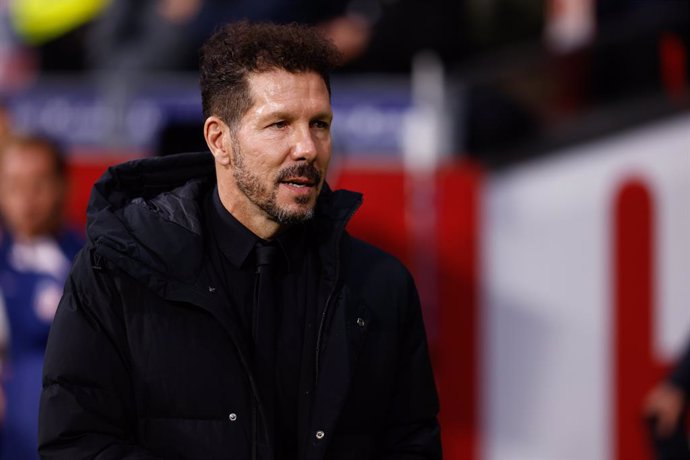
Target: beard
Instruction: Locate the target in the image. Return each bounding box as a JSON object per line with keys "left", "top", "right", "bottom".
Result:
{"left": 231, "top": 138, "right": 322, "bottom": 225}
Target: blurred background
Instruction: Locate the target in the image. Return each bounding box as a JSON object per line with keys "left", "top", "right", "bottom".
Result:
{"left": 0, "top": 0, "right": 689, "bottom": 459}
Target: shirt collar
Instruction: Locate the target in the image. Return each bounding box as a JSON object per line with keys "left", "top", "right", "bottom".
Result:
{"left": 210, "top": 186, "right": 259, "bottom": 268}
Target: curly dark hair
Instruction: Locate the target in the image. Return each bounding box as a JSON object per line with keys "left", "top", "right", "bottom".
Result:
{"left": 199, "top": 21, "right": 342, "bottom": 128}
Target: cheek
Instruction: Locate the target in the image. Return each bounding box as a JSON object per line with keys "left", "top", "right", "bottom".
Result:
{"left": 317, "top": 146, "right": 332, "bottom": 172}
{"left": 30, "top": 183, "right": 62, "bottom": 213}
{"left": 1, "top": 196, "right": 32, "bottom": 227}
{"left": 0, "top": 180, "right": 59, "bottom": 223}
{"left": 251, "top": 157, "right": 282, "bottom": 181}
{"left": 242, "top": 141, "right": 287, "bottom": 172}
{"left": 35, "top": 191, "right": 59, "bottom": 210}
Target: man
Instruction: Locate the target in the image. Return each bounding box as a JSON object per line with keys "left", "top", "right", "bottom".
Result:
{"left": 39, "top": 21, "right": 440, "bottom": 459}
{"left": 0, "top": 135, "right": 83, "bottom": 460}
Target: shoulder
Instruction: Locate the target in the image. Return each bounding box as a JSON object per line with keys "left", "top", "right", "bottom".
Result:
{"left": 346, "top": 234, "right": 409, "bottom": 273}
{"left": 63, "top": 244, "right": 126, "bottom": 309}
{"left": 342, "top": 233, "right": 416, "bottom": 295}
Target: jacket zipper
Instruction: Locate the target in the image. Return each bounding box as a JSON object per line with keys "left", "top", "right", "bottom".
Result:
{"left": 315, "top": 290, "right": 335, "bottom": 381}
{"left": 314, "top": 202, "right": 361, "bottom": 381}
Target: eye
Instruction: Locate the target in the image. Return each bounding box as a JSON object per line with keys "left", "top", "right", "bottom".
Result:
{"left": 269, "top": 120, "right": 288, "bottom": 129}
{"left": 312, "top": 120, "right": 331, "bottom": 130}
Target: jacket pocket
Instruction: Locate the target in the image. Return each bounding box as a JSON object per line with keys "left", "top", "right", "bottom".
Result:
{"left": 139, "top": 416, "right": 249, "bottom": 460}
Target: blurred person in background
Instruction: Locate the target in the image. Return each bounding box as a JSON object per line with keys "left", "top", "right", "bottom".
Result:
{"left": 644, "top": 343, "right": 690, "bottom": 451}
{"left": 0, "top": 135, "right": 83, "bottom": 460}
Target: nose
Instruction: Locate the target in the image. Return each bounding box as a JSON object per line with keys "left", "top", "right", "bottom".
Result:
{"left": 290, "top": 125, "right": 318, "bottom": 162}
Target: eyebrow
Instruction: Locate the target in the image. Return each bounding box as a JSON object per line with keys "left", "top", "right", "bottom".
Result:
{"left": 313, "top": 111, "right": 333, "bottom": 121}
{"left": 262, "top": 110, "right": 333, "bottom": 122}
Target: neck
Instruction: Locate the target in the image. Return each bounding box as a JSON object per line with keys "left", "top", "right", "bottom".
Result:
{"left": 216, "top": 182, "right": 284, "bottom": 241}
{"left": 12, "top": 230, "right": 54, "bottom": 244}
{"left": 9, "top": 218, "right": 60, "bottom": 243}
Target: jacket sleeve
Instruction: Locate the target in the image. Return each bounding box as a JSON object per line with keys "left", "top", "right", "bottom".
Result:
{"left": 39, "top": 249, "right": 160, "bottom": 460}
{"left": 382, "top": 268, "right": 442, "bottom": 459}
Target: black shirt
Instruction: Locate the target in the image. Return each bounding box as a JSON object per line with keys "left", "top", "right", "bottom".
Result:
{"left": 204, "top": 187, "right": 319, "bottom": 459}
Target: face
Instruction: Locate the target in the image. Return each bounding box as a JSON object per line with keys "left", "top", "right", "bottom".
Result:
{"left": 0, "top": 145, "right": 64, "bottom": 239}
{"left": 209, "top": 70, "right": 333, "bottom": 233}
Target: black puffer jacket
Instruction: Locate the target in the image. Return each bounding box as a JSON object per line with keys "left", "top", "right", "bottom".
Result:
{"left": 38, "top": 152, "right": 441, "bottom": 460}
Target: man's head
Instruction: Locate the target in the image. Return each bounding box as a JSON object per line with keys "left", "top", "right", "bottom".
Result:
{"left": 0, "top": 135, "right": 67, "bottom": 240}
{"left": 200, "top": 21, "right": 341, "bottom": 130}
{"left": 201, "top": 22, "right": 341, "bottom": 239}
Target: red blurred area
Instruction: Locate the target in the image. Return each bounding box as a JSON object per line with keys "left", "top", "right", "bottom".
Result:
{"left": 64, "top": 151, "right": 144, "bottom": 232}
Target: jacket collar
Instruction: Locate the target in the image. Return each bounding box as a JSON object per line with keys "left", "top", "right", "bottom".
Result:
{"left": 87, "top": 151, "right": 362, "bottom": 298}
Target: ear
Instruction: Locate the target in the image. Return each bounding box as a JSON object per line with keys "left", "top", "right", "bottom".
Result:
{"left": 204, "top": 116, "right": 232, "bottom": 166}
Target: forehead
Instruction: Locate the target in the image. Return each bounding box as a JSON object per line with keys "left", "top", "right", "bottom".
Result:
{"left": 0, "top": 144, "right": 56, "bottom": 174}
{"left": 244, "top": 70, "right": 332, "bottom": 118}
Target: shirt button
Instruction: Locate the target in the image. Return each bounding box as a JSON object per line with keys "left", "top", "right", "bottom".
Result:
{"left": 228, "top": 413, "right": 237, "bottom": 422}
{"left": 356, "top": 317, "right": 366, "bottom": 327}
{"left": 315, "top": 430, "right": 325, "bottom": 440}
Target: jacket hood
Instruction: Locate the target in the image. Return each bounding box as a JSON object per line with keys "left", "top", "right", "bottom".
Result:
{"left": 86, "top": 152, "right": 362, "bottom": 292}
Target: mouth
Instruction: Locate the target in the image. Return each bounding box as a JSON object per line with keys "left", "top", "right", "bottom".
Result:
{"left": 280, "top": 177, "right": 317, "bottom": 188}
{"left": 276, "top": 164, "right": 322, "bottom": 191}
